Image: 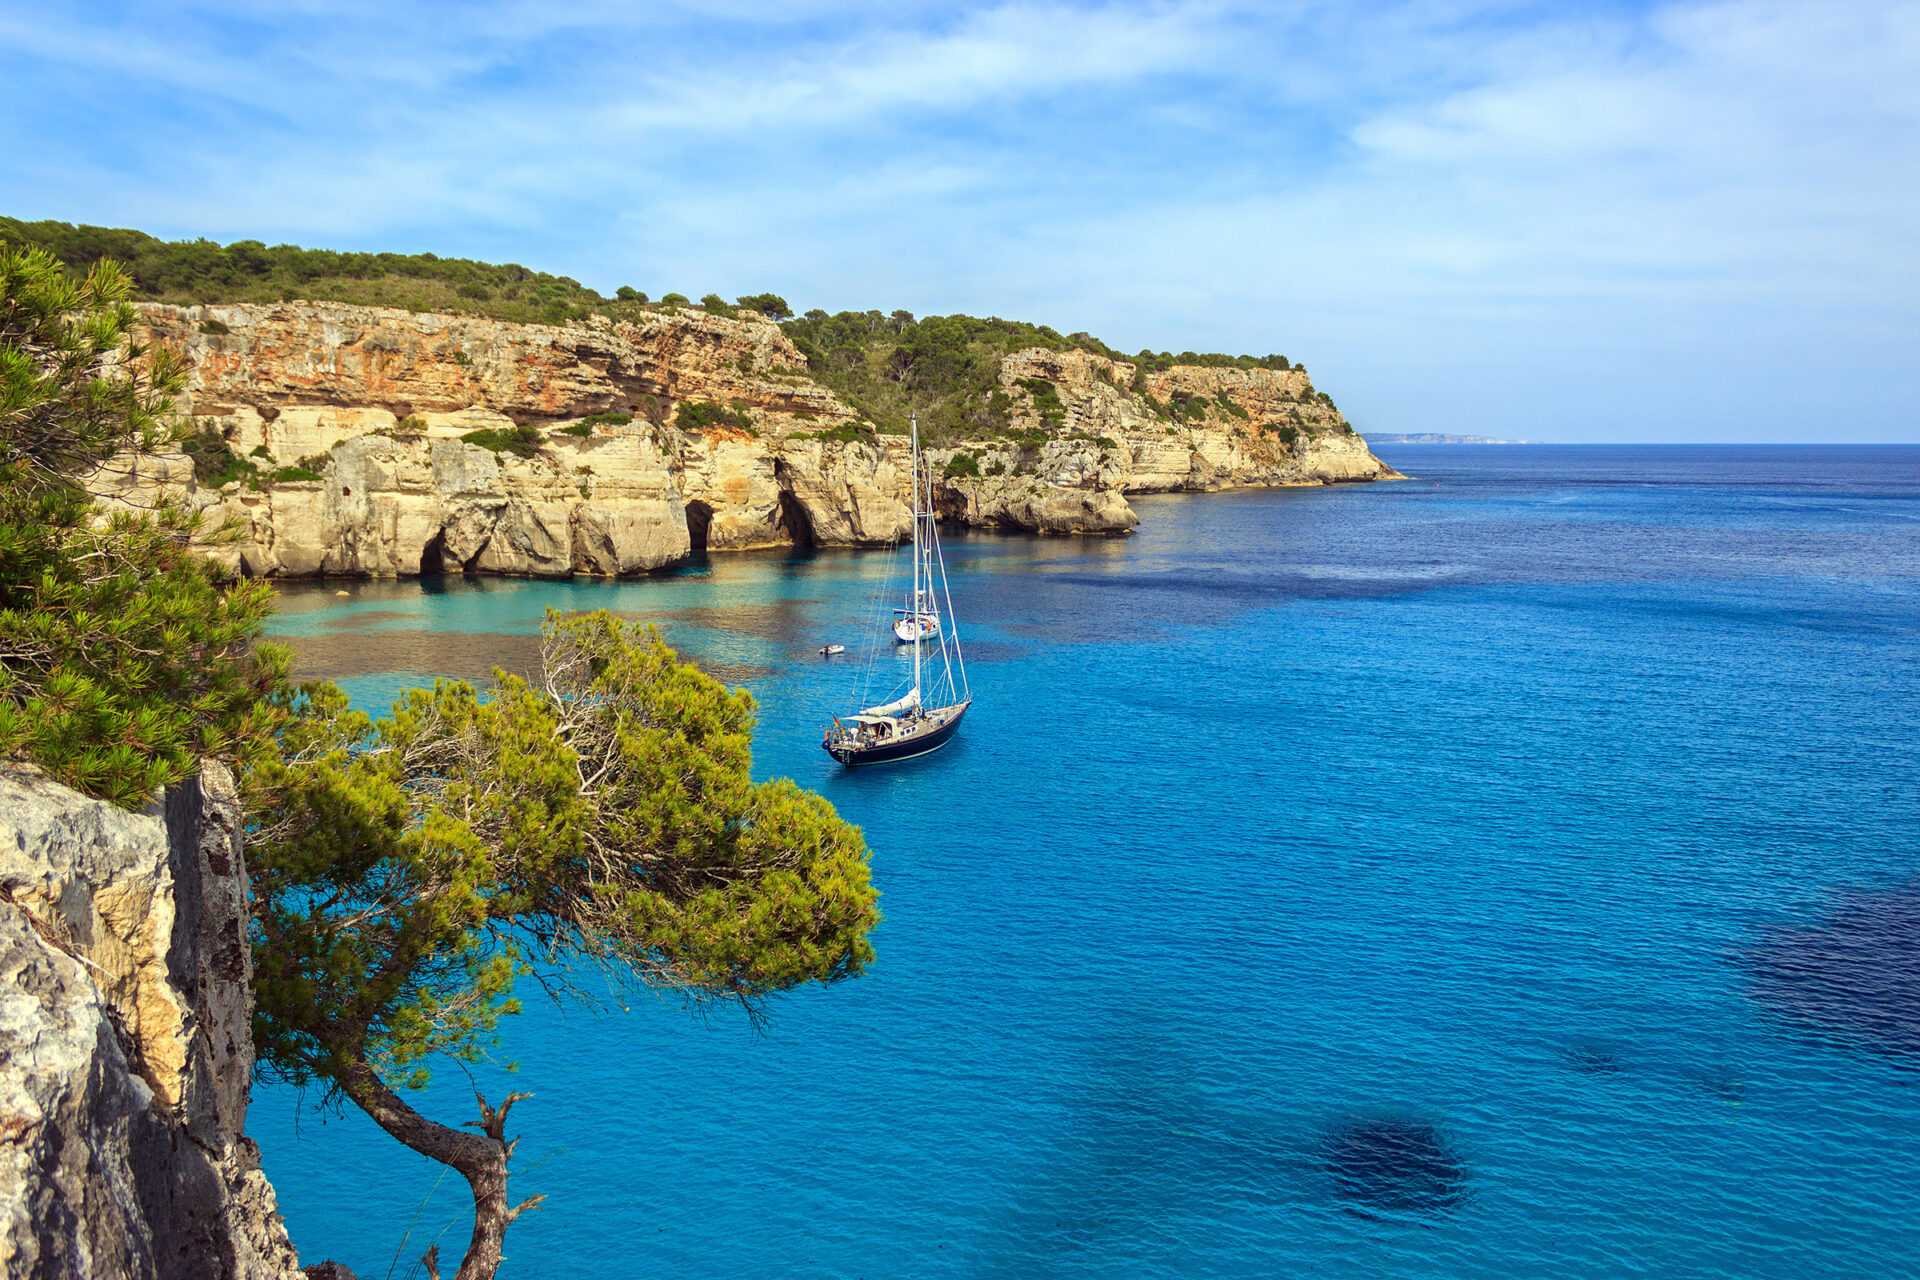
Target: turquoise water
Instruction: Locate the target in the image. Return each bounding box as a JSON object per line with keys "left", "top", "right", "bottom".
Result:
{"left": 255, "top": 446, "right": 1920, "bottom": 1279}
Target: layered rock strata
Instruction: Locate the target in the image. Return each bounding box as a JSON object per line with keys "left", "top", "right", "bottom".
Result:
{"left": 0, "top": 766, "right": 306, "bottom": 1280}
{"left": 117, "top": 302, "right": 1395, "bottom": 578}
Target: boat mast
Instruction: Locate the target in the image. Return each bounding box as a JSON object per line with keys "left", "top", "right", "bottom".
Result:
{"left": 910, "top": 412, "right": 922, "bottom": 703}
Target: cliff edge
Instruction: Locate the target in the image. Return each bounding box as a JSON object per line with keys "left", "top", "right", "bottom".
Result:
{"left": 0, "top": 766, "right": 310, "bottom": 1280}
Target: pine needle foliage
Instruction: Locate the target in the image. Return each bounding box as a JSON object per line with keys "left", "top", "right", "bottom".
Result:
{"left": 0, "top": 242, "right": 287, "bottom": 806}
{"left": 245, "top": 610, "right": 880, "bottom": 1278}
{"left": 248, "top": 609, "right": 878, "bottom": 1092}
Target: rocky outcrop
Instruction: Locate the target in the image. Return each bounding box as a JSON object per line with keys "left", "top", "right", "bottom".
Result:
{"left": 0, "top": 765, "right": 306, "bottom": 1280}
{"left": 115, "top": 302, "right": 1394, "bottom": 579}
{"left": 138, "top": 302, "right": 853, "bottom": 432}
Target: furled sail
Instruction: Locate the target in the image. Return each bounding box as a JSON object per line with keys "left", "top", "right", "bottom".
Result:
{"left": 861, "top": 688, "right": 921, "bottom": 718}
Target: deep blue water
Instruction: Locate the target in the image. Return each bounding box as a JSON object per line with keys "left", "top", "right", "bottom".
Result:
{"left": 254, "top": 445, "right": 1920, "bottom": 1279}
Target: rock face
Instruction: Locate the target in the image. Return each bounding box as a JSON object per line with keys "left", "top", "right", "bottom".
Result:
{"left": 0, "top": 765, "right": 305, "bottom": 1280}
{"left": 118, "top": 302, "right": 1395, "bottom": 579}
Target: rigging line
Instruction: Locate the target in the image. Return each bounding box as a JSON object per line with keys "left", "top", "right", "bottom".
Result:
{"left": 910, "top": 412, "right": 923, "bottom": 702}
{"left": 934, "top": 505, "right": 968, "bottom": 702}
{"left": 928, "top": 505, "right": 958, "bottom": 703}
{"left": 852, "top": 505, "right": 904, "bottom": 709}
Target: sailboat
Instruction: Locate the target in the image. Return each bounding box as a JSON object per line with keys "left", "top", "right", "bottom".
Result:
{"left": 822, "top": 413, "right": 971, "bottom": 766}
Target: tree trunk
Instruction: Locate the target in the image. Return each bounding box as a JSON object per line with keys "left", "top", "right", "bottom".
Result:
{"left": 338, "top": 1060, "right": 544, "bottom": 1280}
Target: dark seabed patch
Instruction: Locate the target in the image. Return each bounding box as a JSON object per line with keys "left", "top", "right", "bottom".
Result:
{"left": 1746, "top": 880, "right": 1920, "bottom": 1061}
{"left": 698, "top": 661, "right": 775, "bottom": 685}
{"left": 280, "top": 628, "right": 768, "bottom": 689}
{"left": 636, "top": 601, "right": 823, "bottom": 642}
{"left": 1320, "top": 1117, "right": 1468, "bottom": 1215}
{"left": 279, "top": 630, "right": 544, "bottom": 682}
{"left": 1564, "top": 1041, "right": 1626, "bottom": 1075}
{"left": 319, "top": 610, "right": 423, "bottom": 630}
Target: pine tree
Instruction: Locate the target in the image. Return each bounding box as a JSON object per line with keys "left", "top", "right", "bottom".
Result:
{"left": 0, "top": 241, "right": 286, "bottom": 805}
{"left": 247, "top": 611, "right": 880, "bottom": 1280}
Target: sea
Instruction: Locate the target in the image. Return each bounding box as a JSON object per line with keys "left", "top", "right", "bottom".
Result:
{"left": 252, "top": 445, "right": 1920, "bottom": 1279}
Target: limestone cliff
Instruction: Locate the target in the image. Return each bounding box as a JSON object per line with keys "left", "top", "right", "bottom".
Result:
{"left": 117, "top": 302, "right": 1395, "bottom": 578}
{"left": 0, "top": 765, "right": 311, "bottom": 1279}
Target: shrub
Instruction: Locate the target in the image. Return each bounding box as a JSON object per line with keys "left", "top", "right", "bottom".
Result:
{"left": 250, "top": 444, "right": 272, "bottom": 458}
{"left": 736, "top": 293, "right": 792, "bottom": 320}
{"left": 806, "top": 422, "right": 875, "bottom": 445}
{"left": 984, "top": 459, "right": 1006, "bottom": 476}
{"left": 1018, "top": 377, "right": 1066, "bottom": 424}
{"left": 198, "top": 317, "right": 230, "bottom": 335}
{"left": 396, "top": 414, "right": 428, "bottom": 432}
{"left": 674, "top": 400, "right": 754, "bottom": 434}
{"left": 557, "top": 411, "right": 631, "bottom": 438}
{"left": 1130, "top": 348, "right": 1293, "bottom": 374}
{"left": 270, "top": 466, "right": 324, "bottom": 483}
{"left": 660, "top": 292, "right": 689, "bottom": 305}
{"left": 452, "top": 350, "right": 472, "bottom": 365}
{"left": 615, "top": 286, "right": 646, "bottom": 302}
{"left": 176, "top": 424, "right": 257, "bottom": 487}
{"left": 942, "top": 453, "right": 981, "bottom": 478}
{"left": 1214, "top": 394, "right": 1249, "bottom": 420}
{"left": 461, "top": 424, "right": 544, "bottom": 457}
{"left": 457, "top": 283, "right": 492, "bottom": 301}
{"left": 699, "top": 293, "right": 733, "bottom": 316}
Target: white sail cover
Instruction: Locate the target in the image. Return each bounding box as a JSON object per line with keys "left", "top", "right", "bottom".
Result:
{"left": 861, "top": 688, "right": 921, "bottom": 718}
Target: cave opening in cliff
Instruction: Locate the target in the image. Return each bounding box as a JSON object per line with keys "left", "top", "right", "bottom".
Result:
{"left": 933, "top": 482, "right": 969, "bottom": 526}
{"left": 685, "top": 500, "right": 713, "bottom": 554}
{"left": 776, "top": 492, "right": 816, "bottom": 548}
{"left": 420, "top": 530, "right": 449, "bottom": 576}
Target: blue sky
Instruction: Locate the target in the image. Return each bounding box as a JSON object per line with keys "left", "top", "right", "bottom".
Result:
{"left": 3, "top": 1, "right": 1917, "bottom": 442}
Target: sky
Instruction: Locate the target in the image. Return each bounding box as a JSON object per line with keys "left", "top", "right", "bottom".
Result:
{"left": 3, "top": 0, "right": 1917, "bottom": 442}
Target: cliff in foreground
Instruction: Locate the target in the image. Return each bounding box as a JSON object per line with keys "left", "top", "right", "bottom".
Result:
{"left": 108, "top": 302, "right": 1394, "bottom": 579}
{"left": 0, "top": 765, "right": 308, "bottom": 1279}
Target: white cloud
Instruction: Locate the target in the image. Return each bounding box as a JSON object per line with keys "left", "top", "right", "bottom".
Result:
{"left": 4, "top": 0, "right": 1916, "bottom": 440}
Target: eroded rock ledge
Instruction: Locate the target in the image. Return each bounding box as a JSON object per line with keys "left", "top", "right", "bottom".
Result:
{"left": 107, "top": 302, "right": 1395, "bottom": 579}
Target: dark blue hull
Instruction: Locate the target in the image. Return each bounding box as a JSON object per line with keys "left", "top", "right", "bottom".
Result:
{"left": 824, "top": 702, "right": 969, "bottom": 767}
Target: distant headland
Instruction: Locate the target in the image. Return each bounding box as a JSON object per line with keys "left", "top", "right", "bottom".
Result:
{"left": 1370, "top": 433, "right": 1533, "bottom": 445}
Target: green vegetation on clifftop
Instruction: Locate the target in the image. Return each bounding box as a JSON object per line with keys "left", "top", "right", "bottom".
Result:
{"left": 4, "top": 217, "right": 1325, "bottom": 450}
{"left": 781, "top": 309, "right": 1298, "bottom": 447}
